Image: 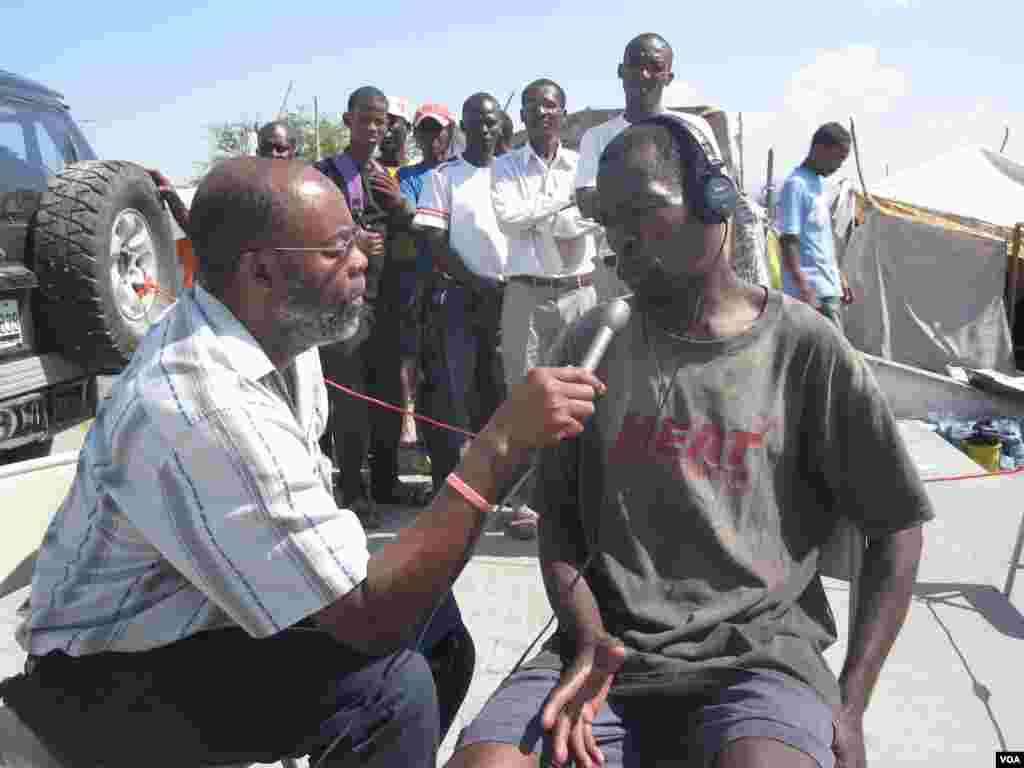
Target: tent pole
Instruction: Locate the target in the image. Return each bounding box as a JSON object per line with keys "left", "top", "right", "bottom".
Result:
{"left": 849, "top": 117, "right": 871, "bottom": 205}
{"left": 1009, "top": 224, "right": 1023, "bottom": 350}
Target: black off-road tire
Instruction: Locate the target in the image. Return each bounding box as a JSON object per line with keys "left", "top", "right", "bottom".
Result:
{"left": 30, "top": 161, "right": 177, "bottom": 371}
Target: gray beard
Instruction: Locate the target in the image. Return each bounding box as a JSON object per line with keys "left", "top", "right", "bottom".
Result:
{"left": 275, "top": 278, "right": 365, "bottom": 355}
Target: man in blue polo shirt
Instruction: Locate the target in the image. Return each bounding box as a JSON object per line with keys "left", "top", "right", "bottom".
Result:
{"left": 396, "top": 103, "right": 454, "bottom": 462}
{"left": 778, "top": 122, "right": 854, "bottom": 330}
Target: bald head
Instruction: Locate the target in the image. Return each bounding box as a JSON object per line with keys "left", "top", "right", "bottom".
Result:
{"left": 189, "top": 157, "right": 349, "bottom": 293}
{"left": 624, "top": 33, "right": 673, "bottom": 64}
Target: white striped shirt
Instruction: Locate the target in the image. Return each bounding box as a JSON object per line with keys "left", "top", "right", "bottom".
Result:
{"left": 17, "top": 285, "right": 368, "bottom": 656}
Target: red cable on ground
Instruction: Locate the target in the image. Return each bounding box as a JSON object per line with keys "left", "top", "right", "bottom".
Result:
{"left": 922, "top": 466, "right": 1024, "bottom": 483}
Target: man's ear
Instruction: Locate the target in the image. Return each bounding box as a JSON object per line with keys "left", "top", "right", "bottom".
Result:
{"left": 239, "top": 249, "right": 275, "bottom": 291}
{"left": 343, "top": 112, "right": 353, "bottom": 129}
{"left": 664, "top": 72, "right": 675, "bottom": 88}
{"left": 617, "top": 63, "right": 624, "bottom": 80}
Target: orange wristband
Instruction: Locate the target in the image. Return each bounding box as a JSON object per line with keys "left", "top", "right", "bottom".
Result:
{"left": 446, "top": 473, "right": 495, "bottom": 515}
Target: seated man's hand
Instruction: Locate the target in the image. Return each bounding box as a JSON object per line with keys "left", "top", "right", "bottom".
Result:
{"left": 488, "top": 366, "right": 606, "bottom": 451}
{"left": 541, "top": 637, "right": 628, "bottom": 768}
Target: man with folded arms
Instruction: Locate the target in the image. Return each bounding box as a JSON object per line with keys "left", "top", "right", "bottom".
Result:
{"left": 491, "top": 78, "right": 601, "bottom": 539}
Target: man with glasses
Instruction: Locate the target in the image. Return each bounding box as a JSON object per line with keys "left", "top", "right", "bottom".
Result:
{"left": 3, "top": 156, "right": 606, "bottom": 767}
{"left": 575, "top": 33, "right": 720, "bottom": 299}
{"left": 490, "top": 79, "right": 601, "bottom": 539}
{"left": 414, "top": 92, "right": 509, "bottom": 505}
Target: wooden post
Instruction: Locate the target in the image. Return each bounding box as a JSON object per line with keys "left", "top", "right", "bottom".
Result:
{"left": 1008, "top": 223, "right": 1023, "bottom": 338}
{"left": 849, "top": 117, "right": 870, "bottom": 203}
{"left": 737, "top": 112, "right": 745, "bottom": 191}
{"left": 314, "top": 96, "right": 321, "bottom": 162}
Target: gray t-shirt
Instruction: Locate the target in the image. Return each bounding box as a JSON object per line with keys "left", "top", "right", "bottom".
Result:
{"left": 530, "top": 290, "right": 933, "bottom": 709}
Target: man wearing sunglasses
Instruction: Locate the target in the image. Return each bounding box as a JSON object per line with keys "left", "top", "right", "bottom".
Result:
{"left": 3, "top": 156, "right": 606, "bottom": 768}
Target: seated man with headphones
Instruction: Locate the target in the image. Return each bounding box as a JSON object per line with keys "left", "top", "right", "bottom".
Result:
{"left": 446, "top": 116, "right": 931, "bottom": 768}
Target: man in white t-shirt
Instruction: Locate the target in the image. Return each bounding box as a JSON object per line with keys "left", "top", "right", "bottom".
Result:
{"left": 575, "top": 33, "right": 721, "bottom": 298}
{"left": 413, "top": 92, "right": 509, "bottom": 497}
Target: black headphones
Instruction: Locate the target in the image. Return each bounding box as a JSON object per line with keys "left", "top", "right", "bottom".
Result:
{"left": 637, "top": 113, "right": 738, "bottom": 225}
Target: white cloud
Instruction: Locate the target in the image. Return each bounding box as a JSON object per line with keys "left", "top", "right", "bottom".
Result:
{"left": 966, "top": 102, "right": 988, "bottom": 123}
{"left": 662, "top": 80, "right": 699, "bottom": 108}
{"left": 785, "top": 45, "right": 907, "bottom": 128}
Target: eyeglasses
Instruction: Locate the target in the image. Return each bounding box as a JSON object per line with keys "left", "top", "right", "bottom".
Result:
{"left": 270, "top": 226, "right": 366, "bottom": 257}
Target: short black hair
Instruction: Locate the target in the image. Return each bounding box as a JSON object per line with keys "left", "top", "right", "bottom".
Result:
{"left": 347, "top": 86, "right": 387, "bottom": 112}
{"left": 257, "top": 121, "right": 290, "bottom": 144}
{"left": 463, "top": 92, "right": 499, "bottom": 117}
{"left": 624, "top": 33, "right": 672, "bottom": 58}
{"left": 599, "top": 123, "right": 685, "bottom": 197}
{"left": 521, "top": 78, "right": 566, "bottom": 110}
{"left": 812, "top": 122, "right": 851, "bottom": 148}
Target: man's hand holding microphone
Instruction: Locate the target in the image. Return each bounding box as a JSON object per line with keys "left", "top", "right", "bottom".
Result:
{"left": 314, "top": 364, "right": 606, "bottom": 655}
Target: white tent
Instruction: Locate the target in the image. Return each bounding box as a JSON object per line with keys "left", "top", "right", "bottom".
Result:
{"left": 871, "top": 145, "right": 1024, "bottom": 229}
{"left": 840, "top": 146, "right": 1024, "bottom": 374}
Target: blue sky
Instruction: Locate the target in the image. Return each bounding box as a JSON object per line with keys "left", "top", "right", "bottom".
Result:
{"left": 5, "top": 0, "right": 1022, "bottom": 190}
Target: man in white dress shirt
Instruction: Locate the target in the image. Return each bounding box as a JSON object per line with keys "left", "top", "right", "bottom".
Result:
{"left": 491, "top": 79, "right": 601, "bottom": 538}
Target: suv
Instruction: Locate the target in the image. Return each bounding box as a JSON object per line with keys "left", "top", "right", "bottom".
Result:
{"left": 0, "top": 70, "right": 178, "bottom": 460}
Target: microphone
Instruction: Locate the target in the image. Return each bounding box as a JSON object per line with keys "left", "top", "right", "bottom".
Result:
{"left": 497, "top": 298, "right": 631, "bottom": 506}
{"left": 580, "top": 298, "right": 632, "bottom": 372}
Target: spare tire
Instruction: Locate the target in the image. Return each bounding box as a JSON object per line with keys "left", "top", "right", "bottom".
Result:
{"left": 30, "top": 161, "right": 178, "bottom": 371}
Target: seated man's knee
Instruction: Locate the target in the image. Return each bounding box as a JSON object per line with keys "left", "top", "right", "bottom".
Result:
{"left": 383, "top": 650, "right": 438, "bottom": 720}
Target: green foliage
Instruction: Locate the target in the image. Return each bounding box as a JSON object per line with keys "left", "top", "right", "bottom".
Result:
{"left": 200, "top": 105, "right": 351, "bottom": 172}
{"left": 286, "top": 105, "right": 350, "bottom": 161}
{"left": 196, "top": 102, "right": 465, "bottom": 182}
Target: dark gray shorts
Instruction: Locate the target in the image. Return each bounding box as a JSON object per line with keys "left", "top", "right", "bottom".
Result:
{"left": 457, "top": 667, "right": 836, "bottom": 767}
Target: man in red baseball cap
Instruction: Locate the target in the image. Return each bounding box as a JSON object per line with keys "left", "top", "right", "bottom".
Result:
{"left": 392, "top": 104, "right": 455, "bottom": 464}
